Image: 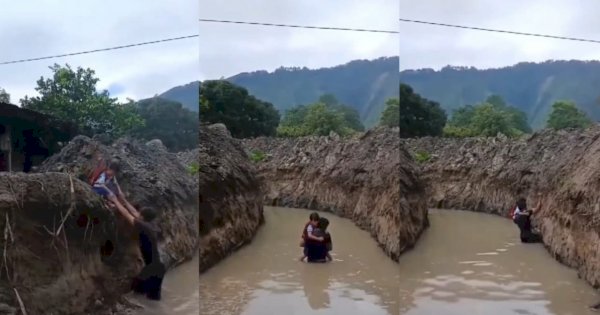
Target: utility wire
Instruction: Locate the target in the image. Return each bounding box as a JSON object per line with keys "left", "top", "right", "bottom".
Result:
{"left": 0, "top": 34, "right": 198, "bottom": 66}
{"left": 199, "top": 18, "right": 399, "bottom": 34}
{"left": 399, "top": 18, "right": 600, "bottom": 44}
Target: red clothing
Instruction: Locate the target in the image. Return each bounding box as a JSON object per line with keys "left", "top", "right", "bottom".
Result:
{"left": 301, "top": 221, "right": 310, "bottom": 240}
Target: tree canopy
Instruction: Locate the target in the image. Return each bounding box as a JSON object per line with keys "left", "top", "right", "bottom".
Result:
{"left": 444, "top": 95, "right": 531, "bottom": 138}
{"left": 20, "top": 64, "right": 143, "bottom": 137}
{"left": 0, "top": 88, "right": 10, "bottom": 103}
{"left": 546, "top": 100, "right": 592, "bottom": 130}
{"left": 277, "top": 94, "right": 363, "bottom": 137}
{"left": 399, "top": 84, "right": 447, "bottom": 137}
{"left": 200, "top": 80, "right": 280, "bottom": 138}
{"left": 379, "top": 98, "right": 399, "bottom": 127}
{"left": 132, "top": 97, "right": 198, "bottom": 151}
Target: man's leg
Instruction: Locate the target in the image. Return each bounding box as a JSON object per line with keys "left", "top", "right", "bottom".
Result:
{"left": 145, "top": 263, "right": 166, "bottom": 300}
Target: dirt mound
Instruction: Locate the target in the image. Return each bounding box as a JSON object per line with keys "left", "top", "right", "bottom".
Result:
{"left": 0, "top": 135, "right": 198, "bottom": 314}
{"left": 243, "top": 127, "right": 428, "bottom": 261}
{"left": 198, "top": 125, "right": 264, "bottom": 273}
{"left": 403, "top": 126, "right": 600, "bottom": 287}
{"left": 38, "top": 136, "right": 199, "bottom": 267}
{"left": 0, "top": 172, "right": 138, "bottom": 315}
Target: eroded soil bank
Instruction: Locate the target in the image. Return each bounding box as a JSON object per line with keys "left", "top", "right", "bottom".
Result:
{"left": 0, "top": 136, "right": 198, "bottom": 314}
{"left": 198, "top": 124, "right": 264, "bottom": 273}
{"left": 403, "top": 127, "right": 600, "bottom": 288}
{"left": 244, "top": 128, "right": 428, "bottom": 261}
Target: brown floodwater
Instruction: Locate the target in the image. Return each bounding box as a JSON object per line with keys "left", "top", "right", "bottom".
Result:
{"left": 197, "top": 207, "right": 600, "bottom": 314}
{"left": 399, "top": 209, "right": 600, "bottom": 315}
{"left": 130, "top": 254, "right": 199, "bottom": 315}
{"left": 198, "top": 206, "right": 400, "bottom": 315}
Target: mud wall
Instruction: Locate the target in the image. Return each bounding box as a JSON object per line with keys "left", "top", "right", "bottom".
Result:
{"left": 198, "top": 125, "right": 264, "bottom": 273}
{"left": 244, "top": 128, "right": 428, "bottom": 261}
{"left": 403, "top": 127, "right": 600, "bottom": 287}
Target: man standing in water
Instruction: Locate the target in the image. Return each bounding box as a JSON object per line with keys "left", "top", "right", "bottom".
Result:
{"left": 512, "top": 195, "right": 542, "bottom": 243}
{"left": 111, "top": 201, "right": 166, "bottom": 300}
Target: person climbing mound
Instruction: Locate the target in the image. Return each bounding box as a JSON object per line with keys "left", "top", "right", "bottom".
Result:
{"left": 299, "top": 212, "right": 324, "bottom": 262}
{"left": 89, "top": 159, "right": 140, "bottom": 218}
{"left": 90, "top": 158, "right": 165, "bottom": 300}
{"left": 307, "top": 217, "right": 333, "bottom": 263}
{"left": 511, "top": 194, "right": 543, "bottom": 243}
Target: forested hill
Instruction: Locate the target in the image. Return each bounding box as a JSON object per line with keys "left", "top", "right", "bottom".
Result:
{"left": 228, "top": 57, "right": 398, "bottom": 127}
{"left": 400, "top": 60, "right": 600, "bottom": 129}
{"left": 159, "top": 81, "right": 200, "bottom": 112}
{"left": 159, "top": 58, "right": 398, "bottom": 126}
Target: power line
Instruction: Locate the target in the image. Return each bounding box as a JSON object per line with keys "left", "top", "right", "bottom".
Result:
{"left": 399, "top": 18, "right": 600, "bottom": 44}
{"left": 199, "top": 18, "right": 399, "bottom": 34}
{"left": 0, "top": 34, "right": 198, "bottom": 66}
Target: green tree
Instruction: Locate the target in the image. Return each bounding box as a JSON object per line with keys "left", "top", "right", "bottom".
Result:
{"left": 485, "top": 95, "right": 531, "bottom": 133}
{"left": 380, "top": 98, "right": 399, "bottom": 127}
{"left": 318, "top": 94, "right": 364, "bottom": 131}
{"left": 469, "top": 103, "right": 516, "bottom": 137}
{"left": 547, "top": 100, "right": 592, "bottom": 129}
{"left": 446, "top": 95, "right": 531, "bottom": 137}
{"left": 132, "top": 97, "right": 198, "bottom": 151}
{"left": 277, "top": 102, "right": 350, "bottom": 137}
{"left": 398, "top": 84, "right": 447, "bottom": 137}
{"left": 0, "top": 88, "right": 10, "bottom": 103}
{"left": 200, "top": 80, "right": 280, "bottom": 138}
{"left": 20, "top": 64, "right": 143, "bottom": 137}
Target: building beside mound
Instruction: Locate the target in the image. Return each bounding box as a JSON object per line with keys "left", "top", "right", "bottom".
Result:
{"left": 0, "top": 102, "right": 77, "bottom": 172}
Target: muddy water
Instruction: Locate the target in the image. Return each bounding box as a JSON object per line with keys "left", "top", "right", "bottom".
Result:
{"left": 130, "top": 255, "right": 199, "bottom": 315}
{"left": 399, "top": 209, "right": 599, "bottom": 315}
{"left": 199, "top": 206, "right": 400, "bottom": 315}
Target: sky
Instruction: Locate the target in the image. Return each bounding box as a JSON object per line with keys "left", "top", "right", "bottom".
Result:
{"left": 199, "top": 0, "right": 398, "bottom": 80}
{"left": 400, "top": 0, "right": 600, "bottom": 71}
{"left": 0, "top": 0, "right": 197, "bottom": 103}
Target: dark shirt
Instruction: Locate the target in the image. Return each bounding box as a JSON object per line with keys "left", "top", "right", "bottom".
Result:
{"left": 306, "top": 228, "right": 332, "bottom": 262}
{"left": 134, "top": 219, "right": 161, "bottom": 265}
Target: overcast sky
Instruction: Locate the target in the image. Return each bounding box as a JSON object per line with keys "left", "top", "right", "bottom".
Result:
{"left": 0, "top": 0, "right": 197, "bottom": 103}
{"left": 400, "top": 0, "right": 600, "bottom": 71}
{"left": 199, "top": 0, "right": 398, "bottom": 80}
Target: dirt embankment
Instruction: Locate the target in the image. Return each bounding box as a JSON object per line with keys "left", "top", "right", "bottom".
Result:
{"left": 0, "top": 136, "right": 198, "bottom": 315}
{"left": 198, "top": 124, "right": 264, "bottom": 273}
{"left": 243, "top": 128, "right": 428, "bottom": 261}
{"left": 403, "top": 127, "right": 600, "bottom": 287}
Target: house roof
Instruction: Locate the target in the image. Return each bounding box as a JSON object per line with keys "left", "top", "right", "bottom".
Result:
{"left": 0, "top": 102, "right": 78, "bottom": 140}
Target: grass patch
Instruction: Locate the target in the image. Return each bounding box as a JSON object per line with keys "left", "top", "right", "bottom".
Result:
{"left": 413, "top": 150, "right": 431, "bottom": 164}
{"left": 188, "top": 162, "right": 200, "bottom": 175}
{"left": 250, "top": 150, "right": 266, "bottom": 163}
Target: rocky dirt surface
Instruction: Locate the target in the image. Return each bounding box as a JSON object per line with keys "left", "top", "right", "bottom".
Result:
{"left": 244, "top": 128, "right": 428, "bottom": 261}
{"left": 0, "top": 136, "right": 198, "bottom": 314}
{"left": 403, "top": 126, "right": 600, "bottom": 287}
{"left": 198, "top": 124, "right": 264, "bottom": 273}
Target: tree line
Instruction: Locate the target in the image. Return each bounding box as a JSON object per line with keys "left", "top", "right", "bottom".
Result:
{"left": 200, "top": 79, "right": 400, "bottom": 138}
{"left": 400, "top": 83, "right": 592, "bottom": 138}
{"left": 3, "top": 64, "right": 198, "bottom": 151}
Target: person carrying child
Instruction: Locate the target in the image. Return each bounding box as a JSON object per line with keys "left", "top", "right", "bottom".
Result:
{"left": 299, "top": 212, "right": 324, "bottom": 262}
{"left": 307, "top": 217, "right": 333, "bottom": 263}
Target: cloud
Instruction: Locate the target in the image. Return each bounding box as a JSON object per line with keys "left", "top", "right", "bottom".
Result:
{"left": 0, "top": 0, "right": 197, "bottom": 103}
{"left": 199, "top": 0, "right": 398, "bottom": 80}
{"left": 399, "top": 0, "right": 600, "bottom": 70}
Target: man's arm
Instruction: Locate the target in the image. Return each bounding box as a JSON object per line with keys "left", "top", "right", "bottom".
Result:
{"left": 114, "top": 181, "right": 141, "bottom": 218}
{"left": 306, "top": 228, "right": 324, "bottom": 241}
{"left": 111, "top": 197, "right": 136, "bottom": 226}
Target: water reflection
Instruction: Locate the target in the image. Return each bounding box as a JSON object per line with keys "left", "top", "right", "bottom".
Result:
{"left": 399, "top": 209, "right": 599, "bottom": 315}
{"left": 199, "top": 206, "right": 399, "bottom": 315}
